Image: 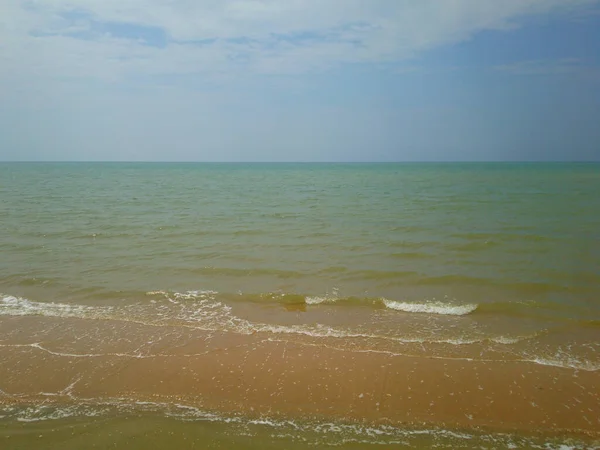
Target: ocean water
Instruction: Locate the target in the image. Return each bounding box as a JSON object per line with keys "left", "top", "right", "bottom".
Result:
{"left": 1, "top": 162, "right": 599, "bottom": 449}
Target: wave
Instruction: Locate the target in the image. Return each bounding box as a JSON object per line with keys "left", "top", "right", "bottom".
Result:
{"left": 0, "top": 293, "right": 524, "bottom": 347}
{"left": 2, "top": 293, "right": 599, "bottom": 371}
{"left": 3, "top": 399, "right": 592, "bottom": 448}
{"left": 302, "top": 295, "right": 478, "bottom": 316}
{"left": 3, "top": 284, "right": 597, "bottom": 324}
{"left": 227, "top": 291, "right": 477, "bottom": 317}
{"left": 531, "top": 357, "right": 600, "bottom": 372}
{"left": 381, "top": 299, "right": 478, "bottom": 316}
{"left": 305, "top": 296, "right": 334, "bottom": 305}
{"left": 228, "top": 291, "right": 596, "bottom": 322}
{"left": 0, "top": 295, "right": 112, "bottom": 320}
{"left": 226, "top": 289, "right": 476, "bottom": 316}
{"left": 305, "top": 287, "right": 340, "bottom": 305}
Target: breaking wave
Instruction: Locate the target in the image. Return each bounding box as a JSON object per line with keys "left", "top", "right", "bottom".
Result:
{"left": 0, "top": 292, "right": 515, "bottom": 347}
{"left": 1, "top": 292, "right": 598, "bottom": 371}
{"left": 381, "top": 299, "right": 478, "bottom": 316}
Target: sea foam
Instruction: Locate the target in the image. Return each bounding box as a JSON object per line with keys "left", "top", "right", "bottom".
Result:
{"left": 3, "top": 292, "right": 596, "bottom": 370}
{"left": 305, "top": 296, "right": 335, "bottom": 305}
{"left": 382, "top": 299, "right": 478, "bottom": 316}
{"left": 0, "top": 295, "right": 112, "bottom": 319}
{"left": 0, "top": 399, "right": 591, "bottom": 449}
{"left": 305, "top": 287, "right": 339, "bottom": 305}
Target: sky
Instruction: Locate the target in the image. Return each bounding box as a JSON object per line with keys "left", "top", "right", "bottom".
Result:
{"left": 1, "top": 0, "right": 600, "bottom": 162}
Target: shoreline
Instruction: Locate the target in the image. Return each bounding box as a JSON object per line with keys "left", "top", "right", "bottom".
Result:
{"left": 1, "top": 316, "right": 598, "bottom": 440}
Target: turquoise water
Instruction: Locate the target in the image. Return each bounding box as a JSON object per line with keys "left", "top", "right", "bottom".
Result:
{"left": 1, "top": 162, "right": 599, "bottom": 448}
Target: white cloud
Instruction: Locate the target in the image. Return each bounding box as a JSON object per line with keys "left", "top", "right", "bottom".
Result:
{"left": 1, "top": 0, "right": 598, "bottom": 81}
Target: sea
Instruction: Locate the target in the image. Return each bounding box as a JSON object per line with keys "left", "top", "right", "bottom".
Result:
{"left": 0, "top": 162, "right": 599, "bottom": 449}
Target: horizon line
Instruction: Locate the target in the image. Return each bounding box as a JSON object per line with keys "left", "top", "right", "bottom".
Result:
{"left": 1, "top": 160, "right": 599, "bottom": 164}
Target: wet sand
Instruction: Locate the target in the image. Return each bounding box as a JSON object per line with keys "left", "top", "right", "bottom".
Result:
{"left": 1, "top": 315, "right": 598, "bottom": 441}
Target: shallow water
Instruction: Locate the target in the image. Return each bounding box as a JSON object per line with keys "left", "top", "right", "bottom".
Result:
{"left": 1, "top": 162, "right": 599, "bottom": 448}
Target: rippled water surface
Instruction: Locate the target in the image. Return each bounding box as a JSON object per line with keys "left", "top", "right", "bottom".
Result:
{"left": 1, "top": 162, "right": 599, "bottom": 448}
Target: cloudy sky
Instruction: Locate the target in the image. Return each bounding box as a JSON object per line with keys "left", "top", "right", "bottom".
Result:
{"left": 1, "top": 0, "right": 599, "bottom": 161}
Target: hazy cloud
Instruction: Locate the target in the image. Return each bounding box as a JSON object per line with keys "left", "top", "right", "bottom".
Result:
{"left": 1, "top": 0, "right": 597, "bottom": 80}
{"left": 1, "top": 1, "right": 599, "bottom": 161}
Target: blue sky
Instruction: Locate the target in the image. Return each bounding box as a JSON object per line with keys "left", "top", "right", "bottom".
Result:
{"left": 1, "top": 0, "right": 599, "bottom": 161}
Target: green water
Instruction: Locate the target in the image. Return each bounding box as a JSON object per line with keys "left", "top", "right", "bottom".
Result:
{"left": 1, "top": 162, "right": 599, "bottom": 301}
{"left": 1, "top": 162, "right": 599, "bottom": 448}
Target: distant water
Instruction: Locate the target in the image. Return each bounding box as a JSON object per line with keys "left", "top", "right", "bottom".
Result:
{"left": 1, "top": 162, "right": 599, "bottom": 449}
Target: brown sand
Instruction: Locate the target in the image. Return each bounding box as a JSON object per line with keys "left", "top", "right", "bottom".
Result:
{"left": 0, "top": 315, "right": 598, "bottom": 437}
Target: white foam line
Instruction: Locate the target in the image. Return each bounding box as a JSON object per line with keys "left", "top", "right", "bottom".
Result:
{"left": 3, "top": 293, "right": 536, "bottom": 348}
{"left": 2, "top": 395, "right": 599, "bottom": 447}
{"left": 0, "top": 341, "right": 259, "bottom": 360}
{"left": 265, "top": 338, "right": 600, "bottom": 371}
{"left": 382, "top": 299, "right": 478, "bottom": 316}
{"left": 1, "top": 294, "right": 532, "bottom": 347}
{"left": 530, "top": 358, "right": 600, "bottom": 372}
{"left": 0, "top": 388, "right": 14, "bottom": 397}
{"left": 261, "top": 324, "right": 539, "bottom": 346}
{"left": 0, "top": 395, "right": 481, "bottom": 440}
{"left": 0, "top": 343, "right": 146, "bottom": 359}
{"left": 7, "top": 335, "right": 590, "bottom": 372}
{"left": 1, "top": 312, "right": 476, "bottom": 346}
{"left": 255, "top": 323, "right": 514, "bottom": 346}
{"left": 60, "top": 376, "right": 83, "bottom": 398}
{"left": 304, "top": 296, "right": 479, "bottom": 317}
{"left": 305, "top": 296, "right": 337, "bottom": 305}
{"left": 266, "top": 337, "right": 492, "bottom": 363}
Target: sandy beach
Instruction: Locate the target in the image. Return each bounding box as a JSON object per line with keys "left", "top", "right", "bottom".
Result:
{"left": 1, "top": 314, "right": 598, "bottom": 442}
